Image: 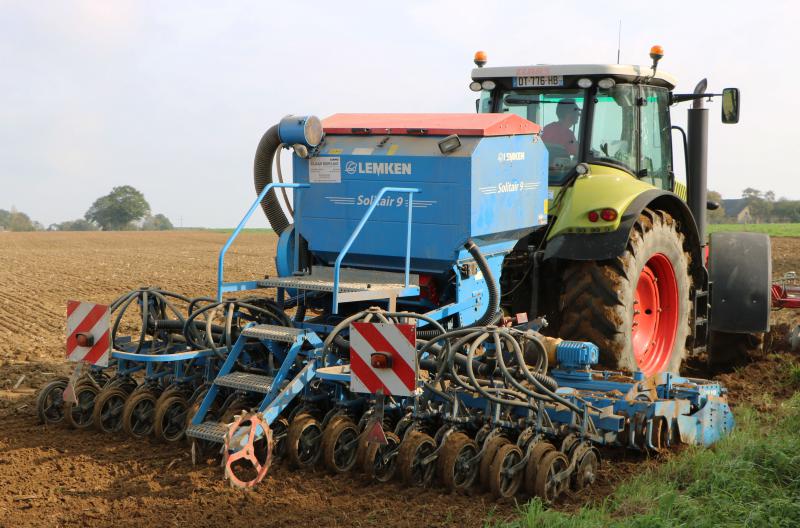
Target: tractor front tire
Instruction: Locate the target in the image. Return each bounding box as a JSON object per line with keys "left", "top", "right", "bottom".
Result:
{"left": 558, "top": 208, "right": 691, "bottom": 375}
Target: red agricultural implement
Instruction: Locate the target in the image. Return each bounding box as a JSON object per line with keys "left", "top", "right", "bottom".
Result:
{"left": 772, "top": 272, "right": 800, "bottom": 350}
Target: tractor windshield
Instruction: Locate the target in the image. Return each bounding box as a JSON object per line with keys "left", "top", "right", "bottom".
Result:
{"left": 496, "top": 89, "right": 586, "bottom": 184}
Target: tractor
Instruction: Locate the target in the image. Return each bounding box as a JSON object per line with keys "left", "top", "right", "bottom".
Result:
{"left": 469, "top": 47, "right": 771, "bottom": 374}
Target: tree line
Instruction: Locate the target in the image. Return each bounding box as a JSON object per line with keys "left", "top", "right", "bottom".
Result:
{"left": 0, "top": 186, "right": 173, "bottom": 232}
{"left": 708, "top": 188, "right": 800, "bottom": 224}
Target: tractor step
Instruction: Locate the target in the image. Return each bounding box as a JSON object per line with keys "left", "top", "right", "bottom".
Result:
{"left": 186, "top": 421, "right": 228, "bottom": 443}
{"left": 241, "top": 324, "right": 308, "bottom": 343}
{"left": 215, "top": 372, "right": 274, "bottom": 393}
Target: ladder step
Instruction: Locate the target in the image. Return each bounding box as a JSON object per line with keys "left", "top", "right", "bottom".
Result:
{"left": 186, "top": 421, "right": 228, "bottom": 443}
{"left": 241, "top": 324, "right": 307, "bottom": 343}
{"left": 215, "top": 372, "right": 274, "bottom": 393}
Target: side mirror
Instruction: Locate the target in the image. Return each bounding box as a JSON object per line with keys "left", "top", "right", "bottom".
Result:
{"left": 722, "top": 87, "right": 740, "bottom": 124}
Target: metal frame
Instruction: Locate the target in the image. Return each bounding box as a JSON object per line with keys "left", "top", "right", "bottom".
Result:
{"left": 217, "top": 182, "right": 310, "bottom": 300}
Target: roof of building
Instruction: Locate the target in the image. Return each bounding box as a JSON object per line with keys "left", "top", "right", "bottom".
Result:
{"left": 471, "top": 64, "right": 677, "bottom": 89}
{"left": 721, "top": 198, "right": 750, "bottom": 217}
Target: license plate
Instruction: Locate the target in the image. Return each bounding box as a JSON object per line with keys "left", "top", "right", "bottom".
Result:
{"left": 513, "top": 75, "right": 563, "bottom": 88}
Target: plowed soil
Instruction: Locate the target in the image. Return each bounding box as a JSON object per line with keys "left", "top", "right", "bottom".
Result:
{"left": 1, "top": 231, "right": 798, "bottom": 527}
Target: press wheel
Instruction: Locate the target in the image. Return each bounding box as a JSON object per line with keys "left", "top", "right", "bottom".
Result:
{"left": 154, "top": 393, "right": 189, "bottom": 442}
{"left": 438, "top": 432, "right": 479, "bottom": 492}
{"left": 534, "top": 450, "right": 570, "bottom": 503}
{"left": 321, "top": 418, "right": 360, "bottom": 474}
{"left": 287, "top": 415, "right": 323, "bottom": 468}
{"left": 64, "top": 382, "right": 99, "bottom": 429}
{"left": 36, "top": 378, "right": 68, "bottom": 425}
{"left": 362, "top": 432, "right": 401, "bottom": 482}
{"left": 122, "top": 390, "right": 158, "bottom": 439}
{"left": 397, "top": 431, "right": 436, "bottom": 487}
{"left": 488, "top": 444, "right": 524, "bottom": 498}
{"left": 479, "top": 436, "right": 510, "bottom": 489}
{"left": 524, "top": 441, "right": 555, "bottom": 495}
{"left": 92, "top": 385, "right": 129, "bottom": 433}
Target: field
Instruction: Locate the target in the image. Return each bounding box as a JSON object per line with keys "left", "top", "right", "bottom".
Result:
{"left": 708, "top": 223, "right": 800, "bottom": 237}
{"left": 1, "top": 231, "right": 799, "bottom": 527}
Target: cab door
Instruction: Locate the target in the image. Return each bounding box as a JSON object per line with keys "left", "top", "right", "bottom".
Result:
{"left": 638, "top": 86, "right": 674, "bottom": 191}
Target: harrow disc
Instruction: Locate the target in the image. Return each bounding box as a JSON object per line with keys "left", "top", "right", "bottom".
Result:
{"left": 122, "top": 390, "right": 158, "bottom": 439}
{"left": 572, "top": 446, "right": 599, "bottom": 490}
{"left": 36, "top": 378, "right": 68, "bottom": 425}
{"left": 287, "top": 415, "right": 323, "bottom": 468}
{"left": 438, "top": 432, "right": 479, "bottom": 492}
{"left": 398, "top": 431, "right": 436, "bottom": 487}
{"left": 362, "top": 432, "right": 401, "bottom": 483}
{"left": 321, "top": 418, "right": 360, "bottom": 474}
{"left": 93, "top": 386, "right": 130, "bottom": 433}
{"left": 488, "top": 444, "right": 524, "bottom": 498}
{"left": 154, "top": 392, "right": 189, "bottom": 442}
{"left": 64, "top": 382, "right": 100, "bottom": 429}
{"left": 223, "top": 413, "right": 273, "bottom": 489}
{"left": 524, "top": 441, "right": 556, "bottom": 496}
{"left": 534, "top": 450, "right": 570, "bottom": 503}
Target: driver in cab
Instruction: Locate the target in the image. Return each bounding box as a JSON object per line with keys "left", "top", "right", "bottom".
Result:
{"left": 541, "top": 99, "right": 581, "bottom": 157}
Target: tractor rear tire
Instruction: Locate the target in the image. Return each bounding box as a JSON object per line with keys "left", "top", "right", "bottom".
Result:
{"left": 558, "top": 208, "right": 691, "bottom": 375}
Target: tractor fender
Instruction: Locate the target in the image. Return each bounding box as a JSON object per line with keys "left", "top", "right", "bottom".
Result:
{"left": 708, "top": 232, "right": 771, "bottom": 333}
{"left": 544, "top": 189, "right": 702, "bottom": 276}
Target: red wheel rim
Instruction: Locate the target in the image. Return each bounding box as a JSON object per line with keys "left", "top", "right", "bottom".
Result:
{"left": 632, "top": 253, "right": 679, "bottom": 375}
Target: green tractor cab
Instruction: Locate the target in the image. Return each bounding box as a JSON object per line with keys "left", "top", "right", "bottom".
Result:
{"left": 471, "top": 49, "right": 765, "bottom": 375}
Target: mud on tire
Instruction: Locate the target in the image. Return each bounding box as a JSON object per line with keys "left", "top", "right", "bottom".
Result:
{"left": 558, "top": 208, "right": 691, "bottom": 374}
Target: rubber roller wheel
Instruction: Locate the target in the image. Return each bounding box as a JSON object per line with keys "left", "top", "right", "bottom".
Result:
{"left": 524, "top": 441, "right": 556, "bottom": 495}
{"left": 64, "top": 382, "right": 99, "bottom": 429}
{"left": 122, "top": 390, "right": 158, "bottom": 439}
{"left": 36, "top": 378, "right": 68, "bottom": 425}
{"left": 287, "top": 415, "right": 323, "bottom": 468}
{"left": 479, "top": 436, "right": 510, "bottom": 489}
{"left": 488, "top": 444, "right": 524, "bottom": 499}
{"left": 534, "top": 450, "right": 570, "bottom": 503}
{"left": 271, "top": 417, "right": 290, "bottom": 459}
{"left": 321, "top": 418, "right": 360, "bottom": 474}
{"left": 92, "top": 386, "right": 130, "bottom": 433}
{"left": 154, "top": 393, "right": 189, "bottom": 443}
{"left": 397, "top": 431, "right": 437, "bottom": 487}
{"left": 438, "top": 432, "right": 479, "bottom": 492}
{"left": 362, "top": 432, "right": 401, "bottom": 482}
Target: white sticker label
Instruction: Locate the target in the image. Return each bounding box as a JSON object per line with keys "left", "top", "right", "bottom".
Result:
{"left": 310, "top": 156, "right": 341, "bottom": 183}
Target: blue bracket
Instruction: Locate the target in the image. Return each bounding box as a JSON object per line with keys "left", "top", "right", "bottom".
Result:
{"left": 217, "top": 182, "right": 310, "bottom": 301}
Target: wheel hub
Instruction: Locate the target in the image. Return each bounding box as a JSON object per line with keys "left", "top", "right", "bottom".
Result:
{"left": 632, "top": 253, "right": 679, "bottom": 375}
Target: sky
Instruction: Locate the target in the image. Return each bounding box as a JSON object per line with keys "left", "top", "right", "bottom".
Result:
{"left": 1, "top": 0, "right": 797, "bottom": 228}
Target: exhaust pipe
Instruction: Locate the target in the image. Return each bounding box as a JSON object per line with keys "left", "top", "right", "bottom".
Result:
{"left": 687, "top": 79, "right": 709, "bottom": 245}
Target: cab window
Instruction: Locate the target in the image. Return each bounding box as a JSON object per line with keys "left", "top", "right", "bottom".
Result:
{"left": 588, "top": 85, "right": 638, "bottom": 174}
{"left": 498, "top": 89, "right": 585, "bottom": 184}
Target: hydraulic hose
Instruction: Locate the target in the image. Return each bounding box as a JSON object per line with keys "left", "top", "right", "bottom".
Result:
{"left": 254, "top": 125, "right": 291, "bottom": 235}
{"left": 416, "top": 239, "right": 501, "bottom": 340}
{"left": 464, "top": 239, "right": 500, "bottom": 328}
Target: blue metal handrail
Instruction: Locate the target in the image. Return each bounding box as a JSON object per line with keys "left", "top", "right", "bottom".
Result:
{"left": 217, "top": 182, "right": 309, "bottom": 300}
{"left": 332, "top": 186, "right": 419, "bottom": 313}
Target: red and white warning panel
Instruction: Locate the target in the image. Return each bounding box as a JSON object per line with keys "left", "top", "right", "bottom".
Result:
{"left": 350, "top": 322, "right": 417, "bottom": 397}
{"left": 66, "top": 301, "right": 111, "bottom": 367}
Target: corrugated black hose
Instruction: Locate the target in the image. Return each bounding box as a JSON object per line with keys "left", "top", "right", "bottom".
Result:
{"left": 254, "top": 124, "right": 291, "bottom": 235}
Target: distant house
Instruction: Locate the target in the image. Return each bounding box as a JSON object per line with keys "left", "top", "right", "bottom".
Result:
{"left": 721, "top": 199, "right": 753, "bottom": 223}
